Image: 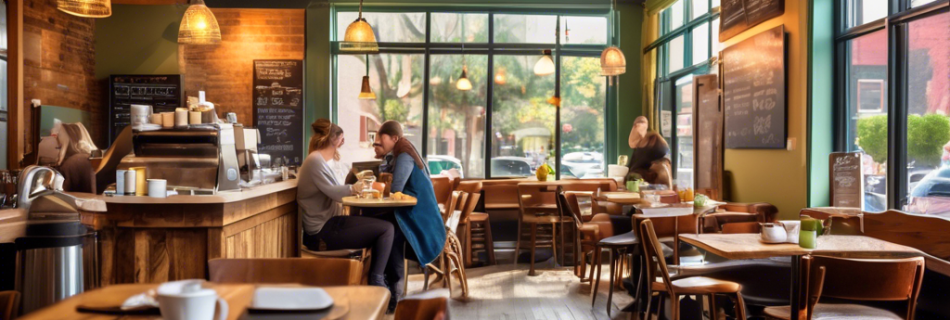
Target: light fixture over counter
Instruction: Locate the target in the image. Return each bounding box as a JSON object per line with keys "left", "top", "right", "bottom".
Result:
{"left": 57, "top": 0, "right": 112, "bottom": 18}
{"left": 341, "top": 0, "right": 379, "bottom": 53}
{"left": 178, "top": 0, "right": 221, "bottom": 45}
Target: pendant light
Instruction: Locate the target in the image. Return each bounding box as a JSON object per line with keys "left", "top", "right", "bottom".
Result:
{"left": 178, "top": 0, "right": 221, "bottom": 45}
{"left": 457, "top": 66, "right": 472, "bottom": 91}
{"left": 57, "top": 0, "right": 111, "bottom": 18}
{"left": 600, "top": 0, "right": 626, "bottom": 79}
{"left": 359, "top": 55, "right": 376, "bottom": 100}
{"left": 341, "top": 0, "right": 379, "bottom": 53}
{"left": 534, "top": 49, "right": 556, "bottom": 76}
{"left": 494, "top": 68, "right": 507, "bottom": 85}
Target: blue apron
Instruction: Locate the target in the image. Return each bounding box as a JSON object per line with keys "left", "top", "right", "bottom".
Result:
{"left": 393, "top": 165, "right": 446, "bottom": 265}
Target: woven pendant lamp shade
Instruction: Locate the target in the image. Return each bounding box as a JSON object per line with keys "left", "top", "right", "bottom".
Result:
{"left": 57, "top": 0, "right": 111, "bottom": 18}
{"left": 600, "top": 46, "right": 626, "bottom": 76}
{"left": 341, "top": 0, "right": 379, "bottom": 53}
{"left": 178, "top": 0, "right": 221, "bottom": 45}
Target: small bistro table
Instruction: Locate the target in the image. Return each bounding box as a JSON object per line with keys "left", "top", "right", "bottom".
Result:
{"left": 679, "top": 233, "right": 923, "bottom": 320}
{"left": 18, "top": 283, "right": 391, "bottom": 320}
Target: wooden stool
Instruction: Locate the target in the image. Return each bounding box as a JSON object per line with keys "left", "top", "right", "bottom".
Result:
{"left": 467, "top": 212, "right": 496, "bottom": 266}
{"left": 515, "top": 183, "right": 563, "bottom": 276}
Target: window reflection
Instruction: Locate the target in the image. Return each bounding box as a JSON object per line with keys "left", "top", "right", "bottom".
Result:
{"left": 847, "top": 29, "right": 888, "bottom": 211}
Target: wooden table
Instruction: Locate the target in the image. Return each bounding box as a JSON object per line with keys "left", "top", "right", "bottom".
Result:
{"left": 679, "top": 233, "right": 923, "bottom": 320}
{"left": 342, "top": 196, "right": 417, "bottom": 208}
{"left": 18, "top": 283, "right": 391, "bottom": 320}
{"left": 597, "top": 191, "right": 643, "bottom": 205}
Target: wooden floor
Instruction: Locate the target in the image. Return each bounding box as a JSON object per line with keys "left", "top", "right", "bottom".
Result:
{"left": 393, "top": 260, "right": 635, "bottom": 320}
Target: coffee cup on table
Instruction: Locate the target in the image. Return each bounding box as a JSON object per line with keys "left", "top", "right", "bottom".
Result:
{"left": 157, "top": 280, "right": 228, "bottom": 320}
{"left": 147, "top": 179, "right": 167, "bottom": 198}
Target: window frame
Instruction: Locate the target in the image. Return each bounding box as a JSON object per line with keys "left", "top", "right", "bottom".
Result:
{"left": 330, "top": 7, "right": 614, "bottom": 179}
{"left": 645, "top": 0, "right": 720, "bottom": 188}
{"left": 833, "top": 0, "right": 950, "bottom": 209}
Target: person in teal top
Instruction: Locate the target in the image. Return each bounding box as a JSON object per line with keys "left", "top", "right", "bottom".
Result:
{"left": 372, "top": 120, "right": 446, "bottom": 310}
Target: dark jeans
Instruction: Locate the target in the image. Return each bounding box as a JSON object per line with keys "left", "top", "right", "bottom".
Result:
{"left": 610, "top": 215, "right": 633, "bottom": 235}
{"left": 374, "top": 212, "right": 417, "bottom": 295}
{"left": 303, "top": 215, "right": 394, "bottom": 277}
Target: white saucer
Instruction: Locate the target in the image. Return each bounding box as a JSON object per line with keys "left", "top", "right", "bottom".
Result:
{"left": 249, "top": 287, "right": 334, "bottom": 311}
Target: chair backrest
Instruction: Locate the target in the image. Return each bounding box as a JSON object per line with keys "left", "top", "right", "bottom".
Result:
{"left": 517, "top": 182, "right": 558, "bottom": 216}
{"left": 95, "top": 125, "right": 133, "bottom": 194}
{"left": 456, "top": 181, "right": 482, "bottom": 224}
{"left": 639, "top": 219, "right": 675, "bottom": 294}
{"left": 445, "top": 191, "right": 467, "bottom": 234}
{"left": 482, "top": 179, "right": 525, "bottom": 209}
{"left": 803, "top": 255, "right": 925, "bottom": 320}
{"left": 208, "top": 258, "right": 362, "bottom": 286}
{"left": 633, "top": 213, "right": 699, "bottom": 238}
{"left": 394, "top": 288, "right": 450, "bottom": 320}
{"left": 0, "top": 290, "right": 20, "bottom": 320}
{"left": 431, "top": 176, "right": 453, "bottom": 207}
{"left": 800, "top": 207, "right": 863, "bottom": 235}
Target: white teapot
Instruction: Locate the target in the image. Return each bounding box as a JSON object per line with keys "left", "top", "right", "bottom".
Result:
{"left": 760, "top": 222, "right": 788, "bottom": 244}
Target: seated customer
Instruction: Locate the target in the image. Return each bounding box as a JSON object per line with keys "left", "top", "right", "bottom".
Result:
{"left": 56, "top": 123, "right": 97, "bottom": 193}
{"left": 298, "top": 119, "right": 395, "bottom": 290}
{"left": 372, "top": 121, "right": 447, "bottom": 310}
{"left": 625, "top": 116, "right": 671, "bottom": 188}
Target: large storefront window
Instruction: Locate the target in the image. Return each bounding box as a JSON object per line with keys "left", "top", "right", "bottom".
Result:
{"left": 333, "top": 9, "right": 611, "bottom": 179}
{"left": 836, "top": 2, "right": 949, "bottom": 214}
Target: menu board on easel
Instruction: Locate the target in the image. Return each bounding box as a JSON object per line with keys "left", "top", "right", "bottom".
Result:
{"left": 723, "top": 25, "right": 786, "bottom": 149}
{"left": 253, "top": 60, "right": 304, "bottom": 166}
{"left": 720, "top": 0, "right": 785, "bottom": 41}
{"left": 692, "top": 74, "right": 723, "bottom": 199}
{"left": 830, "top": 152, "right": 865, "bottom": 209}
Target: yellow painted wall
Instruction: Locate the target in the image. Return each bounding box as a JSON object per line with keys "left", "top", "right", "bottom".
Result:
{"left": 721, "top": 0, "right": 809, "bottom": 219}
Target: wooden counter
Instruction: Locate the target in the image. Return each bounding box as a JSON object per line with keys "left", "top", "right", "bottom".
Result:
{"left": 72, "top": 180, "right": 299, "bottom": 286}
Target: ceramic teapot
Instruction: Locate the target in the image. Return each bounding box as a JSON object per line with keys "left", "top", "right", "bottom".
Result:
{"left": 760, "top": 222, "right": 788, "bottom": 243}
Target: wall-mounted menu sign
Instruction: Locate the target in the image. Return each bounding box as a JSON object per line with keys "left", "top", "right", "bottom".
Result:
{"left": 830, "top": 152, "right": 865, "bottom": 209}
{"left": 108, "top": 75, "right": 183, "bottom": 145}
{"left": 719, "top": 0, "right": 785, "bottom": 42}
{"left": 723, "top": 25, "right": 786, "bottom": 149}
{"left": 253, "top": 60, "right": 304, "bottom": 166}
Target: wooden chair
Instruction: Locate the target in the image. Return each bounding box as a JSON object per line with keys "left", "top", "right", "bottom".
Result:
{"left": 640, "top": 219, "right": 747, "bottom": 320}
{"left": 560, "top": 191, "right": 611, "bottom": 281}
{"left": 208, "top": 257, "right": 363, "bottom": 286}
{"left": 515, "top": 182, "right": 563, "bottom": 276}
{"left": 425, "top": 191, "right": 469, "bottom": 298}
{"left": 431, "top": 176, "right": 453, "bottom": 216}
{"left": 456, "top": 181, "right": 495, "bottom": 267}
{"left": 395, "top": 289, "right": 450, "bottom": 320}
{"left": 590, "top": 227, "right": 639, "bottom": 317}
{"left": 763, "top": 255, "right": 925, "bottom": 320}
{"left": 1, "top": 290, "right": 20, "bottom": 320}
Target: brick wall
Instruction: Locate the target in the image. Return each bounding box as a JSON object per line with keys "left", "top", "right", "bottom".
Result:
{"left": 179, "top": 8, "right": 305, "bottom": 127}
{"left": 23, "top": 0, "right": 103, "bottom": 148}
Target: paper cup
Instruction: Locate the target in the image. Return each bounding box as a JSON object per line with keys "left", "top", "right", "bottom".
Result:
{"left": 116, "top": 170, "right": 127, "bottom": 195}
{"left": 150, "top": 114, "right": 163, "bottom": 125}
{"left": 131, "top": 167, "right": 147, "bottom": 196}
{"left": 125, "top": 169, "right": 137, "bottom": 195}
{"left": 189, "top": 111, "right": 202, "bottom": 125}
{"left": 162, "top": 112, "right": 175, "bottom": 129}
{"left": 148, "top": 179, "right": 167, "bottom": 198}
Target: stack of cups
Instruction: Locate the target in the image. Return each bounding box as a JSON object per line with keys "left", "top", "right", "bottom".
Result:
{"left": 130, "top": 104, "right": 152, "bottom": 126}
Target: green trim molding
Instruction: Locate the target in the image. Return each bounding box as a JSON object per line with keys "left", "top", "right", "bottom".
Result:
{"left": 808, "top": 0, "right": 833, "bottom": 207}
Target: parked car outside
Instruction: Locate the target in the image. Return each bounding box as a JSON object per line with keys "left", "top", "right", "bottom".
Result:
{"left": 560, "top": 152, "right": 604, "bottom": 178}
{"left": 427, "top": 155, "right": 464, "bottom": 178}
{"left": 906, "top": 166, "right": 950, "bottom": 216}
{"left": 491, "top": 157, "right": 534, "bottom": 178}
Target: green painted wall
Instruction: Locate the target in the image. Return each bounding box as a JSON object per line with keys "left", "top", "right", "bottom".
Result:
{"left": 808, "top": 0, "right": 833, "bottom": 207}
{"left": 306, "top": 2, "right": 332, "bottom": 146}
{"left": 614, "top": 2, "right": 644, "bottom": 166}
{"left": 94, "top": 4, "right": 184, "bottom": 79}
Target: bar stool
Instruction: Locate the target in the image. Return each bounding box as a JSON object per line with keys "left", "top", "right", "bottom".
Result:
{"left": 515, "top": 182, "right": 563, "bottom": 276}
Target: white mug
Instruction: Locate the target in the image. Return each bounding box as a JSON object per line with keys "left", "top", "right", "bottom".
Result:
{"left": 157, "top": 289, "right": 228, "bottom": 320}
{"left": 116, "top": 170, "right": 127, "bottom": 195}
{"left": 147, "top": 179, "right": 167, "bottom": 198}
{"left": 125, "top": 169, "right": 137, "bottom": 195}
{"left": 760, "top": 223, "right": 787, "bottom": 243}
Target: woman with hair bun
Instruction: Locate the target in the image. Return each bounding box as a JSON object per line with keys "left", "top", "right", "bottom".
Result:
{"left": 297, "top": 118, "right": 395, "bottom": 291}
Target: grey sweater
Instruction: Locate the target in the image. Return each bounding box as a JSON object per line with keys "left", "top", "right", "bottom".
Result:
{"left": 297, "top": 152, "right": 352, "bottom": 235}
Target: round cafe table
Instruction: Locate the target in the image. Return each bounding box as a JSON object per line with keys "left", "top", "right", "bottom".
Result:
{"left": 342, "top": 196, "right": 417, "bottom": 208}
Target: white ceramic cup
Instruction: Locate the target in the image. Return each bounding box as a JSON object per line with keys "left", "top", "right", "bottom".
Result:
{"left": 157, "top": 286, "right": 227, "bottom": 320}
{"left": 148, "top": 179, "right": 167, "bottom": 198}
{"left": 115, "top": 170, "right": 127, "bottom": 195}
{"left": 124, "top": 169, "right": 137, "bottom": 195}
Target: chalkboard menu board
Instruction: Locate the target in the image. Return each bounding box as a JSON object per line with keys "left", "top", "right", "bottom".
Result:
{"left": 830, "top": 152, "right": 865, "bottom": 209}
{"left": 253, "top": 60, "right": 304, "bottom": 166}
{"left": 723, "top": 25, "right": 786, "bottom": 149}
{"left": 692, "top": 74, "right": 723, "bottom": 198}
{"left": 108, "top": 75, "right": 183, "bottom": 145}
{"left": 719, "top": 0, "right": 784, "bottom": 41}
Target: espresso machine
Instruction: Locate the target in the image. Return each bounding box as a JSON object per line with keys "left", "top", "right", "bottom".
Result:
{"left": 117, "top": 124, "right": 240, "bottom": 193}
{"left": 234, "top": 124, "right": 262, "bottom": 182}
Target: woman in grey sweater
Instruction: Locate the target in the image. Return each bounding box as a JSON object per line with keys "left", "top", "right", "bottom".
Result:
{"left": 298, "top": 119, "right": 394, "bottom": 289}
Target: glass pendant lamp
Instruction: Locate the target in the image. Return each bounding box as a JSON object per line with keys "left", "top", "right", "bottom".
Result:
{"left": 457, "top": 66, "right": 472, "bottom": 91}
{"left": 534, "top": 49, "right": 556, "bottom": 76}
{"left": 341, "top": 0, "right": 379, "bottom": 53}
{"left": 178, "top": 0, "right": 221, "bottom": 45}
{"left": 359, "top": 55, "right": 376, "bottom": 100}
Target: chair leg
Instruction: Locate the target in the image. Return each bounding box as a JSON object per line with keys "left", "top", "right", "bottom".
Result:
{"left": 591, "top": 248, "right": 602, "bottom": 307}
{"left": 670, "top": 293, "right": 680, "bottom": 320}
{"left": 529, "top": 223, "right": 538, "bottom": 276}
{"left": 655, "top": 292, "right": 664, "bottom": 320}
{"left": 607, "top": 249, "right": 616, "bottom": 317}
{"left": 550, "top": 222, "right": 558, "bottom": 269}
{"left": 450, "top": 253, "right": 468, "bottom": 298}
{"left": 588, "top": 247, "right": 600, "bottom": 286}
{"left": 709, "top": 294, "right": 718, "bottom": 320}
{"left": 484, "top": 218, "right": 496, "bottom": 265}
{"left": 514, "top": 219, "right": 522, "bottom": 266}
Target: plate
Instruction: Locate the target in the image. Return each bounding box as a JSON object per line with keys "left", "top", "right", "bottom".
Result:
{"left": 249, "top": 287, "right": 334, "bottom": 311}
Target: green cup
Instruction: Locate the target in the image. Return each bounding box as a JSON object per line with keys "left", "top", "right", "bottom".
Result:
{"left": 799, "top": 230, "right": 817, "bottom": 249}
{"left": 626, "top": 180, "right": 639, "bottom": 192}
